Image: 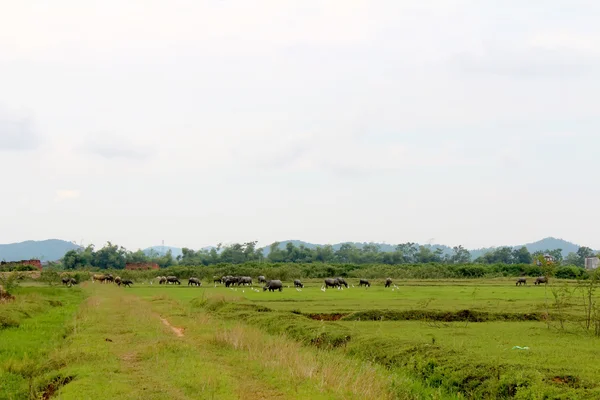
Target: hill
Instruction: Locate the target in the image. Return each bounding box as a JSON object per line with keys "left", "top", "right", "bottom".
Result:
{"left": 0, "top": 239, "right": 81, "bottom": 262}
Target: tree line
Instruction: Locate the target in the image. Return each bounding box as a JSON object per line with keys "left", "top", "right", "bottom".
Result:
{"left": 57, "top": 240, "right": 599, "bottom": 270}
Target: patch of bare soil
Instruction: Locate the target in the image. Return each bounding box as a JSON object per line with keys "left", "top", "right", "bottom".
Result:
{"left": 160, "top": 317, "right": 185, "bottom": 337}
{"left": 40, "top": 376, "right": 75, "bottom": 400}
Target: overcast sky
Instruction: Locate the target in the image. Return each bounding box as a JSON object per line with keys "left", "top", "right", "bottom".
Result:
{"left": 1, "top": 1, "right": 599, "bottom": 251}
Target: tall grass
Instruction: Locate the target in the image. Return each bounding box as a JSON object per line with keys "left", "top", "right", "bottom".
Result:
{"left": 213, "top": 323, "right": 397, "bottom": 399}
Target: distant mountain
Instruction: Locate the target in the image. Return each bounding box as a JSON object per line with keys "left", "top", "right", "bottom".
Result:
{"left": 469, "top": 237, "right": 583, "bottom": 259}
{"left": 0, "top": 239, "right": 81, "bottom": 262}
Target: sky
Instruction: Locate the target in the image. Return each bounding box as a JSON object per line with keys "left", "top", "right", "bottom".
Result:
{"left": 1, "top": 0, "right": 599, "bottom": 251}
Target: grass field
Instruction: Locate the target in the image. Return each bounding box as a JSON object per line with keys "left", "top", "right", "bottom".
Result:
{"left": 2, "top": 278, "right": 600, "bottom": 399}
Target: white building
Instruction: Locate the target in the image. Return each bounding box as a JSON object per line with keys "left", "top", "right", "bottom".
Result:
{"left": 585, "top": 257, "right": 599, "bottom": 270}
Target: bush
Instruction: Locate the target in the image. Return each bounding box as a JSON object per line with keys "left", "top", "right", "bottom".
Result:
{"left": 555, "top": 266, "right": 586, "bottom": 280}
{"left": 0, "top": 272, "right": 24, "bottom": 295}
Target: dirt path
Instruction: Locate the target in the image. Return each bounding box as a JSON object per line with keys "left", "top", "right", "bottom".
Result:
{"left": 51, "top": 285, "right": 350, "bottom": 399}
{"left": 160, "top": 317, "right": 185, "bottom": 337}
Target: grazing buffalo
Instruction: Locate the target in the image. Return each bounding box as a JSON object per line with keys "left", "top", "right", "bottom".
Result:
{"left": 258, "top": 275, "right": 267, "bottom": 284}
{"left": 294, "top": 279, "right": 304, "bottom": 288}
{"left": 114, "top": 276, "right": 122, "bottom": 286}
{"left": 534, "top": 276, "right": 548, "bottom": 285}
{"left": 385, "top": 278, "right": 392, "bottom": 288}
{"left": 105, "top": 274, "right": 114, "bottom": 283}
{"left": 213, "top": 276, "right": 222, "bottom": 284}
{"left": 92, "top": 274, "right": 107, "bottom": 283}
{"left": 516, "top": 277, "right": 527, "bottom": 286}
{"left": 62, "top": 277, "right": 77, "bottom": 287}
{"left": 324, "top": 278, "right": 340, "bottom": 289}
{"left": 158, "top": 276, "right": 167, "bottom": 285}
{"left": 166, "top": 276, "right": 181, "bottom": 285}
{"left": 122, "top": 279, "right": 133, "bottom": 288}
{"left": 263, "top": 280, "right": 283, "bottom": 292}
{"left": 337, "top": 277, "right": 349, "bottom": 288}
{"left": 359, "top": 279, "right": 371, "bottom": 287}
{"left": 224, "top": 276, "right": 239, "bottom": 287}
{"left": 188, "top": 277, "right": 202, "bottom": 286}
{"left": 238, "top": 276, "right": 253, "bottom": 286}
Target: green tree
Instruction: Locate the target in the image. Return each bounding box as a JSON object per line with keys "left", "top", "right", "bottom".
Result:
{"left": 512, "top": 247, "right": 532, "bottom": 264}
{"left": 92, "top": 242, "right": 126, "bottom": 269}
{"left": 451, "top": 245, "right": 471, "bottom": 264}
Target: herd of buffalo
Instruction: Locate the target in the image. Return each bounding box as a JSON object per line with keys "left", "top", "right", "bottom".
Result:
{"left": 61, "top": 273, "right": 550, "bottom": 290}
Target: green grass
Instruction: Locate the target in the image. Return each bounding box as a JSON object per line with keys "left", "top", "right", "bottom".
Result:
{"left": 11, "top": 284, "right": 422, "bottom": 399}
{"left": 132, "top": 278, "right": 582, "bottom": 316}
{"left": 0, "top": 287, "right": 86, "bottom": 399}
{"left": 4, "top": 278, "right": 600, "bottom": 399}
{"left": 126, "top": 279, "right": 600, "bottom": 399}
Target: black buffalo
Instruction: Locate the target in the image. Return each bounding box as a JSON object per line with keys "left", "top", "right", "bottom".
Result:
{"left": 534, "top": 276, "right": 548, "bottom": 285}
{"left": 516, "top": 277, "right": 527, "bottom": 286}
{"left": 258, "top": 275, "right": 267, "bottom": 284}
{"left": 62, "top": 277, "right": 77, "bottom": 287}
{"left": 293, "top": 279, "right": 304, "bottom": 288}
{"left": 337, "top": 277, "right": 349, "bottom": 288}
{"left": 324, "top": 278, "right": 340, "bottom": 288}
{"left": 237, "top": 276, "right": 252, "bottom": 286}
{"left": 225, "top": 276, "right": 239, "bottom": 287}
{"left": 188, "top": 277, "right": 202, "bottom": 286}
{"left": 263, "top": 280, "right": 283, "bottom": 292}
{"left": 385, "top": 278, "right": 392, "bottom": 288}
{"left": 122, "top": 279, "right": 133, "bottom": 287}
{"left": 166, "top": 276, "right": 181, "bottom": 285}
{"left": 359, "top": 279, "right": 370, "bottom": 287}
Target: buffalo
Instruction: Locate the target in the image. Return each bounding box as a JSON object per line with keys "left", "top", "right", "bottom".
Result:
{"left": 92, "top": 274, "right": 108, "bottom": 283}
{"left": 122, "top": 279, "right": 133, "bottom": 288}
{"left": 294, "top": 279, "right": 304, "bottom": 288}
{"left": 114, "top": 276, "right": 122, "bottom": 286}
{"left": 258, "top": 275, "right": 267, "bottom": 284}
{"left": 158, "top": 276, "right": 167, "bottom": 285}
{"left": 263, "top": 280, "right": 283, "bottom": 292}
{"left": 516, "top": 277, "right": 527, "bottom": 286}
{"left": 224, "top": 276, "right": 239, "bottom": 287}
{"left": 534, "top": 276, "right": 548, "bottom": 285}
{"left": 359, "top": 279, "right": 371, "bottom": 287}
{"left": 188, "top": 277, "right": 202, "bottom": 286}
{"left": 237, "top": 276, "right": 253, "bottom": 286}
{"left": 337, "top": 277, "right": 349, "bottom": 288}
{"left": 213, "top": 276, "right": 222, "bottom": 284}
{"left": 166, "top": 276, "right": 181, "bottom": 285}
{"left": 324, "top": 278, "right": 340, "bottom": 289}
{"left": 385, "top": 278, "right": 392, "bottom": 288}
{"left": 62, "top": 277, "right": 77, "bottom": 287}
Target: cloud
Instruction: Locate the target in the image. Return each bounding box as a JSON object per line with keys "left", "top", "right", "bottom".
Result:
{"left": 54, "top": 189, "right": 80, "bottom": 202}
{"left": 84, "top": 135, "right": 153, "bottom": 160}
{"left": 454, "top": 40, "right": 600, "bottom": 78}
{"left": 0, "top": 110, "right": 39, "bottom": 151}
{"left": 234, "top": 131, "right": 478, "bottom": 176}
